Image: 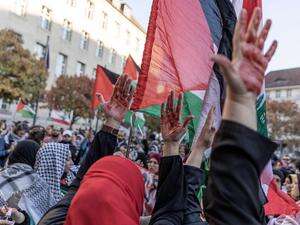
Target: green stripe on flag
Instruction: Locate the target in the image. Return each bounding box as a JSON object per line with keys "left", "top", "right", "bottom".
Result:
{"left": 257, "top": 93, "right": 268, "bottom": 137}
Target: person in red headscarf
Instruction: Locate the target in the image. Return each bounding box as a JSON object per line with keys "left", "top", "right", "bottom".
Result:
{"left": 65, "top": 156, "right": 144, "bottom": 225}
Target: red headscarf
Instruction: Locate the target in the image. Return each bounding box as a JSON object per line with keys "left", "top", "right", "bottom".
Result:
{"left": 65, "top": 156, "right": 145, "bottom": 225}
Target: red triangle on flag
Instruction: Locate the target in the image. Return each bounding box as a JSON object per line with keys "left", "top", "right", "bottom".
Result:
{"left": 91, "top": 66, "right": 114, "bottom": 111}
{"left": 123, "top": 55, "right": 140, "bottom": 81}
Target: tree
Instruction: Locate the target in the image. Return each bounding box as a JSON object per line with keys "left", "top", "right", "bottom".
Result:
{"left": 0, "top": 29, "right": 48, "bottom": 103}
{"left": 267, "top": 100, "right": 300, "bottom": 150}
{"left": 47, "top": 75, "right": 94, "bottom": 127}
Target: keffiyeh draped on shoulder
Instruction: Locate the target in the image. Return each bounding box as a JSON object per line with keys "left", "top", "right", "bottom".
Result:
{"left": 35, "top": 143, "right": 70, "bottom": 202}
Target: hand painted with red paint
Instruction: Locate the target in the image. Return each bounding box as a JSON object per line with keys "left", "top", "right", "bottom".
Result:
{"left": 102, "top": 75, "right": 134, "bottom": 123}
{"left": 213, "top": 8, "right": 277, "bottom": 97}
{"left": 161, "top": 91, "right": 193, "bottom": 144}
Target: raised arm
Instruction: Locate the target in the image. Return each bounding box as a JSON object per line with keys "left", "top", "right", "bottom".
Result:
{"left": 204, "top": 8, "right": 278, "bottom": 225}
{"left": 38, "top": 75, "right": 134, "bottom": 225}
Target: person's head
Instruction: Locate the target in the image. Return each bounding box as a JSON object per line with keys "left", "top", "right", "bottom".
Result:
{"left": 64, "top": 151, "right": 74, "bottom": 174}
{"left": 28, "top": 125, "right": 46, "bottom": 145}
{"left": 65, "top": 156, "right": 144, "bottom": 225}
{"left": 51, "top": 126, "right": 61, "bottom": 138}
{"left": 63, "top": 130, "right": 73, "bottom": 142}
{"left": 179, "top": 144, "right": 189, "bottom": 160}
{"left": 283, "top": 155, "right": 292, "bottom": 167}
{"left": 119, "top": 144, "right": 128, "bottom": 156}
{"left": 7, "top": 140, "right": 40, "bottom": 168}
{"left": 13, "top": 122, "right": 28, "bottom": 138}
{"left": 284, "top": 174, "right": 300, "bottom": 201}
{"left": 35, "top": 143, "right": 71, "bottom": 201}
{"left": 148, "top": 153, "right": 161, "bottom": 175}
{"left": 135, "top": 152, "right": 147, "bottom": 169}
{"left": 273, "top": 169, "right": 284, "bottom": 189}
{"left": 46, "top": 125, "right": 53, "bottom": 136}
{"left": 117, "top": 131, "right": 125, "bottom": 142}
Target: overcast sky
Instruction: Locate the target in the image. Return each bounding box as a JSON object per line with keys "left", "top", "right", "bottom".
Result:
{"left": 123, "top": 0, "right": 300, "bottom": 72}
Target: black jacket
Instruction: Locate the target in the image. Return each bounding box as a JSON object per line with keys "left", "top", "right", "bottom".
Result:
{"left": 149, "top": 121, "right": 277, "bottom": 225}
{"left": 38, "top": 130, "right": 117, "bottom": 225}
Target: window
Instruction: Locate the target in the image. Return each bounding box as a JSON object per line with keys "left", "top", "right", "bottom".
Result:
{"left": 34, "top": 42, "right": 46, "bottom": 59}
{"left": 101, "top": 11, "right": 108, "bottom": 30}
{"left": 110, "top": 49, "right": 117, "bottom": 66}
{"left": 62, "top": 19, "right": 72, "bottom": 41}
{"left": 80, "top": 31, "right": 89, "bottom": 50}
{"left": 55, "top": 53, "right": 68, "bottom": 76}
{"left": 115, "top": 21, "right": 120, "bottom": 37}
{"left": 41, "top": 5, "right": 51, "bottom": 30}
{"left": 14, "top": 0, "right": 27, "bottom": 16}
{"left": 86, "top": 1, "right": 95, "bottom": 19}
{"left": 76, "top": 61, "right": 86, "bottom": 76}
{"left": 126, "top": 30, "right": 130, "bottom": 45}
{"left": 96, "top": 40, "right": 104, "bottom": 57}
{"left": 275, "top": 90, "right": 281, "bottom": 99}
{"left": 66, "top": 0, "right": 76, "bottom": 7}
{"left": 135, "top": 38, "right": 140, "bottom": 52}
{"left": 287, "top": 89, "right": 292, "bottom": 97}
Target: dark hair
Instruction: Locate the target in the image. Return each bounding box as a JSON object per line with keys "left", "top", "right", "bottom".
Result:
{"left": 8, "top": 140, "right": 40, "bottom": 168}
{"left": 28, "top": 126, "right": 46, "bottom": 145}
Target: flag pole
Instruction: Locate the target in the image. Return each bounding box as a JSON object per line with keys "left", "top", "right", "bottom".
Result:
{"left": 126, "top": 112, "right": 136, "bottom": 158}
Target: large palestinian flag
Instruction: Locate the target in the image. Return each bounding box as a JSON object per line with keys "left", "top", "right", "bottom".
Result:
{"left": 131, "top": 0, "right": 236, "bottom": 143}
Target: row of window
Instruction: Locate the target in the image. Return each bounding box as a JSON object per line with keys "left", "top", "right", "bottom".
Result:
{"left": 54, "top": 50, "right": 118, "bottom": 77}
{"left": 15, "top": 1, "right": 141, "bottom": 52}
{"left": 274, "top": 89, "right": 293, "bottom": 98}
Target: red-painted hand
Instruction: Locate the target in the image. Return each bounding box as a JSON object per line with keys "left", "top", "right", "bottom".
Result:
{"left": 213, "top": 8, "right": 277, "bottom": 96}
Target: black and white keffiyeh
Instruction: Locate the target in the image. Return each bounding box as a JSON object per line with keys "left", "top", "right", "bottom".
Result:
{"left": 0, "top": 163, "right": 56, "bottom": 224}
{"left": 35, "top": 143, "right": 70, "bottom": 203}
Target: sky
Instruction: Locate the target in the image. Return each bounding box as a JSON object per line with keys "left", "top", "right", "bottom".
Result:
{"left": 123, "top": 0, "right": 300, "bottom": 73}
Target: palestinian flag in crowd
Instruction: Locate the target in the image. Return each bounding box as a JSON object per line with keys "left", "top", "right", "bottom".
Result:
{"left": 91, "top": 66, "right": 118, "bottom": 111}
{"left": 91, "top": 64, "right": 145, "bottom": 128}
{"left": 123, "top": 55, "right": 141, "bottom": 81}
{"left": 131, "top": 0, "right": 236, "bottom": 144}
{"left": 50, "top": 110, "right": 71, "bottom": 126}
{"left": 16, "top": 99, "right": 35, "bottom": 118}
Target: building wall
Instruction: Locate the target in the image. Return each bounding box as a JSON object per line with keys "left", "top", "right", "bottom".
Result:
{"left": 266, "top": 85, "right": 300, "bottom": 106}
{"left": 0, "top": 0, "right": 146, "bottom": 88}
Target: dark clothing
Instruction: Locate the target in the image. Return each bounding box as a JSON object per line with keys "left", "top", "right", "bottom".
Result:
{"left": 7, "top": 140, "right": 40, "bottom": 168}
{"left": 149, "top": 157, "right": 207, "bottom": 225}
{"left": 203, "top": 121, "right": 277, "bottom": 225}
{"left": 0, "top": 136, "right": 9, "bottom": 167}
{"left": 59, "top": 140, "right": 77, "bottom": 163}
{"left": 38, "top": 130, "right": 117, "bottom": 225}
{"left": 150, "top": 121, "right": 277, "bottom": 225}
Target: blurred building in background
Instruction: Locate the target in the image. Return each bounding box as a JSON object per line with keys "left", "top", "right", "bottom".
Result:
{"left": 266, "top": 67, "right": 300, "bottom": 106}
{"left": 0, "top": 0, "right": 146, "bottom": 88}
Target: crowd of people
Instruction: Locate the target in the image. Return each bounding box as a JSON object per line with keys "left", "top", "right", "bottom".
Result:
{"left": 0, "top": 7, "right": 298, "bottom": 225}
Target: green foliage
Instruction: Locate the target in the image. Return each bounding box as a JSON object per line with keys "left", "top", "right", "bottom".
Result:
{"left": 0, "top": 29, "right": 48, "bottom": 102}
{"left": 47, "top": 75, "right": 94, "bottom": 126}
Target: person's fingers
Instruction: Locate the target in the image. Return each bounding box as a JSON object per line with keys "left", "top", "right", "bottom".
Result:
{"left": 112, "top": 76, "right": 121, "bottom": 99}
{"left": 212, "top": 54, "right": 235, "bottom": 83}
{"left": 204, "top": 106, "right": 215, "bottom": 131}
{"left": 182, "top": 115, "right": 194, "bottom": 129}
{"left": 246, "top": 8, "right": 262, "bottom": 43}
{"left": 233, "top": 9, "right": 247, "bottom": 48}
{"left": 241, "top": 43, "right": 268, "bottom": 72}
{"left": 97, "top": 93, "right": 105, "bottom": 104}
{"left": 257, "top": 19, "right": 272, "bottom": 50}
{"left": 123, "top": 77, "right": 132, "bottom": 98}
{"left": 265, "top": 40, "right": 278, "bottom": 62}
{"left": 126, "top": 86, "right": 135, "bottom": 104}
{"left": 176, "top": 93, "right": 183, "bottom": 119}
{"left": 167, "top": 91, "right": 174, "bottom": 114}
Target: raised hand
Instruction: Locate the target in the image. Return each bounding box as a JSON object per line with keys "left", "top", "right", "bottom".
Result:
{"left": 186, "top": 107, "right": 216, "bottom": 168}
{"left": 102, "top": 75, "right": 134, "bottom": 123}
{"left": 213, "top": 8, "right": 277, "bottom": 97}
{"left": 161, "top": 91, "right": 193, "bottom": 156}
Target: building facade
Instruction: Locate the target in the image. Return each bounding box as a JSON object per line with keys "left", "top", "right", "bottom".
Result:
{"left": 0, "top": 0, "right": 146, "bottom": 88}
{"left": 266, "top": 68, "right": 300, "bottom": 106}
